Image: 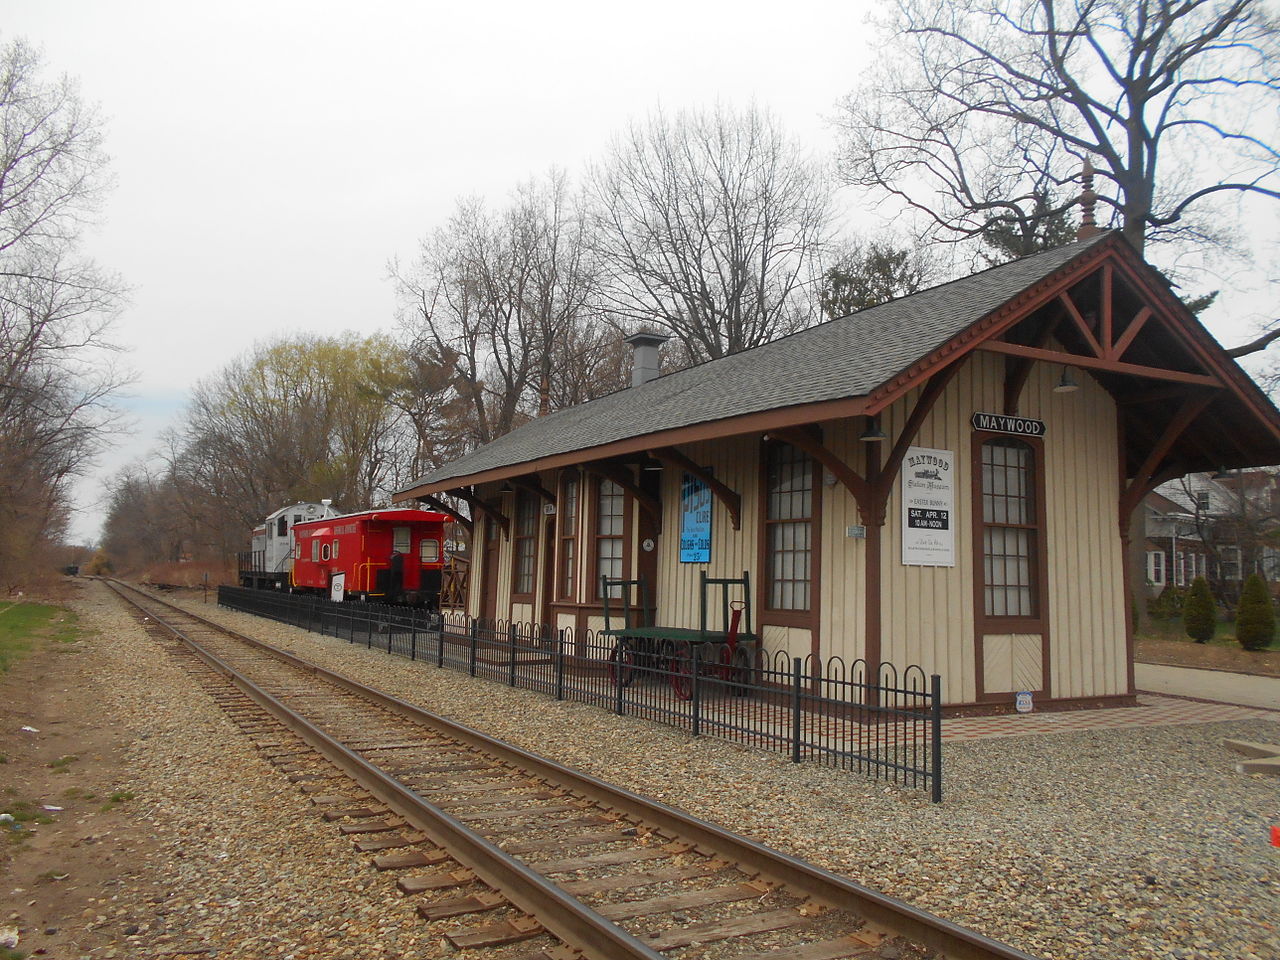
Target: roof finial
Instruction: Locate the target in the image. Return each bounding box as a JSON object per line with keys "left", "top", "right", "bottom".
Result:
{"left": 1076, "top": 158, "right": 1101, "bottom": 241}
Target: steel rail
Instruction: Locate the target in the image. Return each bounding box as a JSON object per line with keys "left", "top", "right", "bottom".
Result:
{"left": 112, "top": 580, "right": 1041, "bottom": 960}
{"left": 107, "top": 580, "right": 666, "bottom": 960}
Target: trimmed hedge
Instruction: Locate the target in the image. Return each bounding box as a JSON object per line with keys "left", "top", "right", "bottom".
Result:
{"left": 1235, "top": 573, "right": 1275, "bottom": 652}
{"left": 1182, "top": 577, "right": 1215, "bottom": 643}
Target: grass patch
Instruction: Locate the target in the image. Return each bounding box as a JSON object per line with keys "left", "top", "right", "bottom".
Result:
{"left": 100, "top": 790, "right": 135, "bottom": 812}
{"left": 0, "top": 602, "right": 83, "bottom": 673}
{"left": 2, "top": 800, "right": 54, "bottom": 825}
{"left": 1139, "top": 616, "right": 1280, "bottom": 650}
{"left": 47, "top": 754, "right": 79, "bottom": 772}
{"left": 0, "top": 947, "right": 25, "bottom": 960}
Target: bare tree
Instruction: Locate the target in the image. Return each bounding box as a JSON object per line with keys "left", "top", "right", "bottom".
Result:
{"left": 393, "top": 171, "right": 604, "bottom": 447}
{"left": 0, "top": 38, "right": 128, "bottom": 590}
{"left": 838, "top": 0, "right": 1280, "bottom": 256}
{"left": 590, "top": 103, "right": 832, "bottom": 362}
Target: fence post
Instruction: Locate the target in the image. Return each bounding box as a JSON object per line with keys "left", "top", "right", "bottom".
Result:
{"left": 348, "top": 606, "right": 355, "bottom": 643}
{"left": 367, "top": 608, "right": 373, "bottom": 649}
{"left": 410, "top": 609, "right": 417, "bottom": 661}
{"left": 387, "top": 610, "right": 393, "bottom": 654}
{"left": 469, "top": 620, "right": 478, "bottom": 677}
{"left": 508, "top": 624, "right": 517, "bottom": 687}
{"left": 931, "top": 673, "right": 943, "bottom": 804}
{"left": 554, "top": 628, "right": 565, "bottom": 701}
{"left": 614, "top": 637, "right": 624, "bottom": 717}
{"left": 791, "top": 657, "right": 803, "bottom": 763}
{"left": 437, "top": 614, "right": 445, "bottom": 668}
{"left": 691, "top": 645, "right": 702, "bottom": 737}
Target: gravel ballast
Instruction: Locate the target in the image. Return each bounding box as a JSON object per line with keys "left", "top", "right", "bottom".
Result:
{"left": 55, "top": 583, "right": 1280, "bottom": 958}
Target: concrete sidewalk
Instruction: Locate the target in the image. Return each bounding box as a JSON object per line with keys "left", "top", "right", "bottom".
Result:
{"left": 1134, "top": 662, "right": 1280, "bottom": 710}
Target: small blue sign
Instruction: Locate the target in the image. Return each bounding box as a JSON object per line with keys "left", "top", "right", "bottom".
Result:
{"left": 679, "top": 471, "right": 712, "bottom": 563}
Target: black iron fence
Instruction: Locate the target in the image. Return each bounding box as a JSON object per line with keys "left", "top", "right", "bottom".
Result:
{"left": 217, "top": 586, "right": 943, "bottom": 801}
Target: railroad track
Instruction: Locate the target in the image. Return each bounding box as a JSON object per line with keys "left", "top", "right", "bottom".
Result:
{"left": 105, "top": 579, "right": 1039, "bottom": 960}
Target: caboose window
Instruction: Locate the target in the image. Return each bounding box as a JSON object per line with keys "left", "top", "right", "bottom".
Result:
{"left": 277, "top": 516, "right": 287, "bottom": 537}
{"left": 332, "top": 540, "right": 339, "bottom": 559}
{"left": 420, "top": 539, "right": 440, "bottom": 563}
{"left": 311, "top": 538, "right": 319, "bottom": 562}
{"left": 321, "top": 543, "right": 331, "bottom": 561}
{"left": 393, "top": 526, "right": 410, "bottom": 554}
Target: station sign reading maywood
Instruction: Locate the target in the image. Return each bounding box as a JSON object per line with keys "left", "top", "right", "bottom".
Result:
{"left": 970, "top": 412, "right": 1046, "bottom": 437}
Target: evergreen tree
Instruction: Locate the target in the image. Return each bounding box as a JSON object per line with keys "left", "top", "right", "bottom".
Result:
{"left": 1235, "top": 574, "right": 1275, "bottom": 652}
{"left": 1182, "top": 576, "right": 1216, "bottom": 644}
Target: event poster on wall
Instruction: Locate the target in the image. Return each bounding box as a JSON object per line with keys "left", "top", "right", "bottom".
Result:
{"left": 901, "top": 446, "right": 955, "bottom": 566}
{"left": 679, "top": 471, "right": 712, "bottom": 563}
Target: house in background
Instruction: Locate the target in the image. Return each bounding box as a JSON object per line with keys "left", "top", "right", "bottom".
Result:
{"left": 1144, "top": 470, "right": 1280, "bottom": 601}
{"left": 1142, "top": 481, "right": 1220, "bottom": 593}
{"left": 396, "top": 229, "right": 1280, "bottom": 713}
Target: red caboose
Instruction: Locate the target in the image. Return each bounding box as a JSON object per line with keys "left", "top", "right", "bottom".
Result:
{"left": 290, "top": 508, "right": 448, "bottom": 606}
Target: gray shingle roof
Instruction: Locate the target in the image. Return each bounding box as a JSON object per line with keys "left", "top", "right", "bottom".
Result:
{"left": 403, "top": 232, "right": 1113, "bottom": 491}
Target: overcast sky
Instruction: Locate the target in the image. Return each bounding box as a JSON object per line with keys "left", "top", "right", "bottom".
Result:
{"left": 3, "top": 1, "right": 1277, "bottom": 543}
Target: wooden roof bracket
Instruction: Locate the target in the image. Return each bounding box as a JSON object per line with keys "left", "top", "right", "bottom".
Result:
{"left": 769, "top": 426, "right": 876, "bottom": 525}
{"left": 1119, "top": 392, "right": 1214, "bottom": 522}
{"left": 1110, "top": 306, "right": 1152, "bottom": 361}
{"left": 584, "top": 461, "right": 662, "bottom": 532}
{"left": 511, "top": 475, "right": 555, "bottom": 504}
{"left": 453, "top": 487, "right": 509, "bottom": 539}
{"left": 871, "top": 364, "right": 965, "bottom": 516}
{"left": 1059, "top": 288, "right": 1105, "bottom": 358}
{"left": 978, "top": 339, "right": 1223, "bottom": 387}
{"left": 648, "top": 447, "right": 742, "bottom": 531}
{"left": 416, "top": 495, "right": 474, "bottom": 534}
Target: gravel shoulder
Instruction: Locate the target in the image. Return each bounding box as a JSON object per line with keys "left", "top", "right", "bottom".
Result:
{"left": 8, "top": 581, "right": 1279, "bottom": 960}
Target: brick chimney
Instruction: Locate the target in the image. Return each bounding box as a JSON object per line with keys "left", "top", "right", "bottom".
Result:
{"left": 623, "top": 331, "right": 669, "bottom": 387}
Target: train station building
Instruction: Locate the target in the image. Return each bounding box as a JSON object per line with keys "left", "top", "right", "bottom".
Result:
{"left": 395, "top": 229, "right": 1280, "bottom": 712}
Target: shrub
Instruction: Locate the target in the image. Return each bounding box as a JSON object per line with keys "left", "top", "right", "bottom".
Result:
{"left": 82, "top": 549, "right": 112, "bottom": 576}
{"left": 1182, "top": 577, "right": 1215, "bottom": 643}
{"left": 1148, "top": 584, "right": 1186, "bottom": 620}
{"left": 1235, "top": 573, "right": 1275, "bottom": 652}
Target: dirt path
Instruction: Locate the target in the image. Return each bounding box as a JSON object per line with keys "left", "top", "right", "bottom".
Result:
{"left": 0, "top": 594, "right": 164, "bottom": 958}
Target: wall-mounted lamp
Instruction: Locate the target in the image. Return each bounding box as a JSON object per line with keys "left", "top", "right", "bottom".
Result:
{"left": 859, "top": 417, "right": 887, "bottom": 443}
{"left": 641, "top": 456, "right": 664, "bottom": 472}
{"left": 498, "top": 480, "right": 514, "bottom": 493}
{"left": 1053, "top": 366, "right": 1080, "bottom": 393}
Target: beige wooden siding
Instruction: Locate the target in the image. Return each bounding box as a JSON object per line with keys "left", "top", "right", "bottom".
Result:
{"left": 817, "top": 417, "right": 868, "bottom": 666}
{"left": 877, "top": 351, "right": 1126, "bottom": 704}
{"left": 1033, "top": 361, "right": 1127, "bottom": 698}
{"left": 879, "top": 363, "right": 984, "bottom": 703}
{"left": 654, "top": 436, "right": 761, "bottom": 630}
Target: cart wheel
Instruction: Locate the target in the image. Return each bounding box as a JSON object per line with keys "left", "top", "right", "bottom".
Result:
{"left": 608, "top": 641, "right": 636, "bottom": 687}
{"left": 670, "top": 641, "right": 694, "bottom": 701}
